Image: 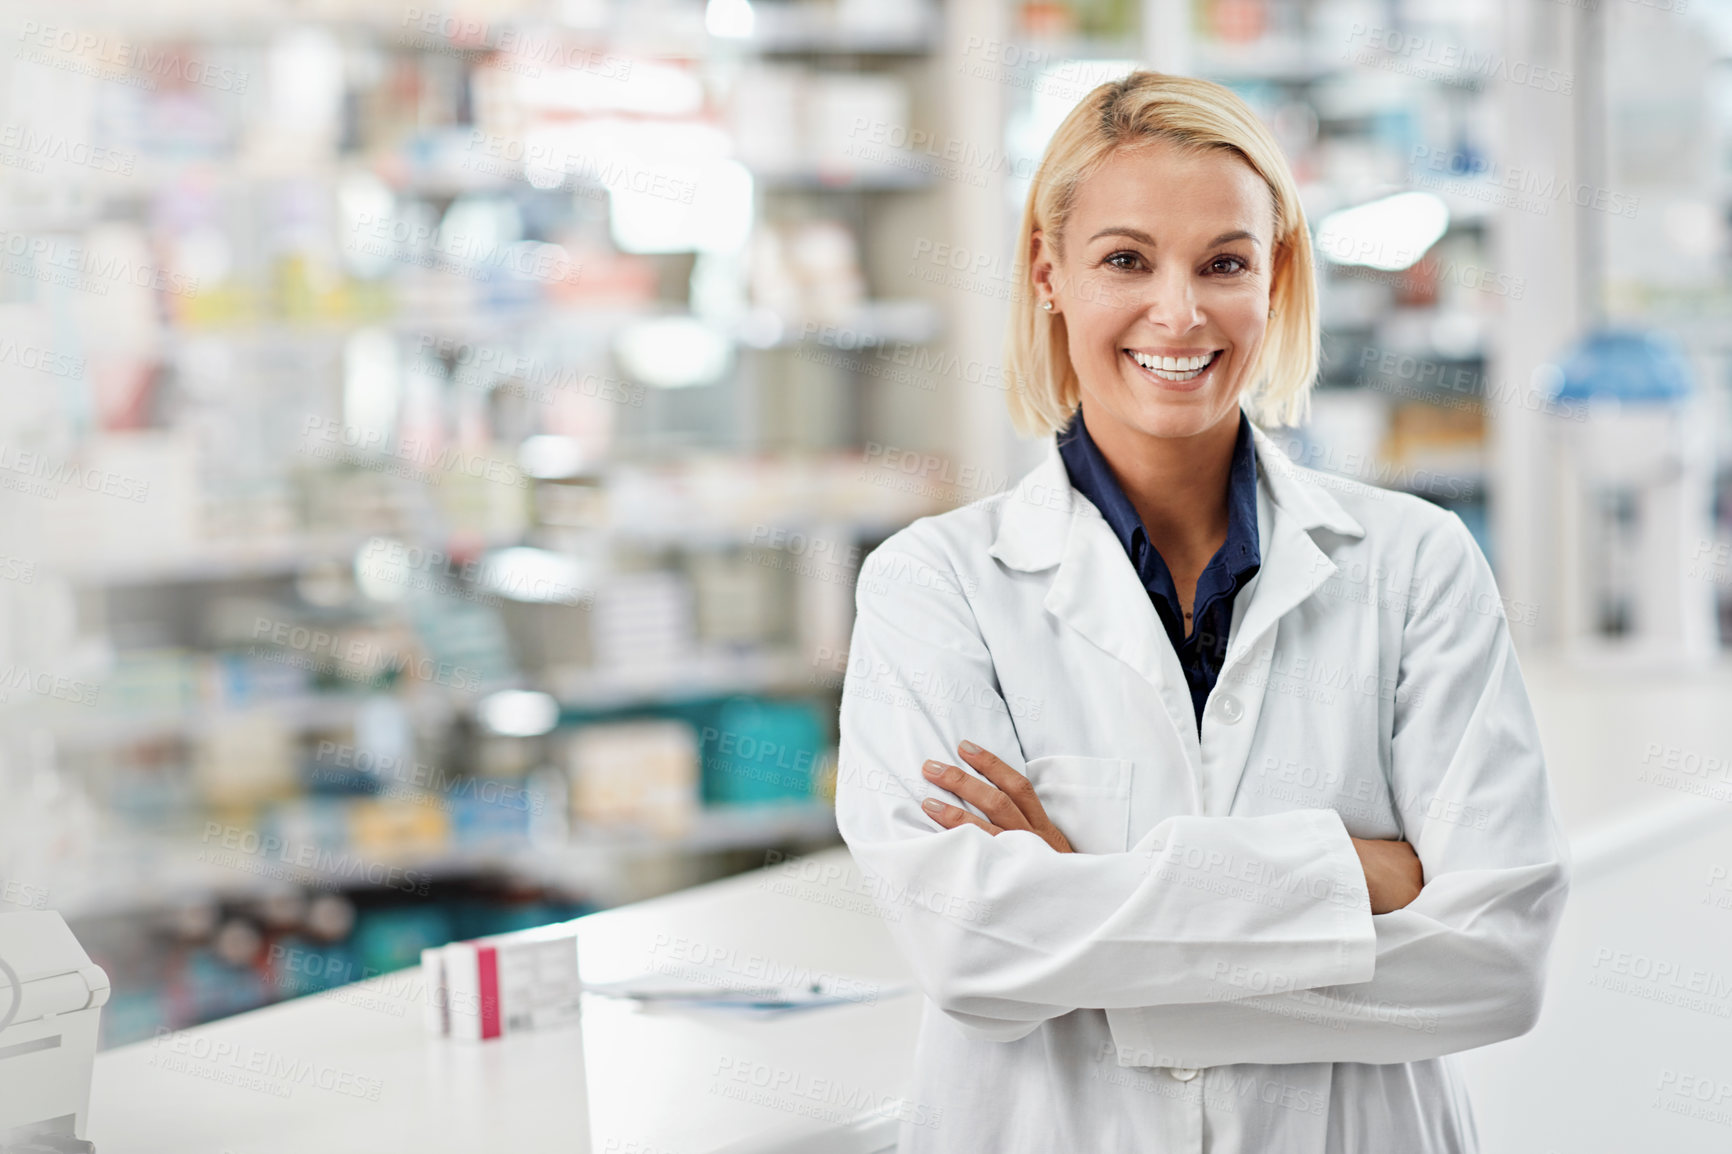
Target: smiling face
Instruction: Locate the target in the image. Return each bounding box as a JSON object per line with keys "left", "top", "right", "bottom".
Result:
{"left": 1032, "top": 138, "right": 1279, "bottom": 446}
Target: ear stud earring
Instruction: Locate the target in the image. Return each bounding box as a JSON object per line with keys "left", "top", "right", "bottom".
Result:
{"left": 1042, "top": 300, "right": 1054, "bottom": 312}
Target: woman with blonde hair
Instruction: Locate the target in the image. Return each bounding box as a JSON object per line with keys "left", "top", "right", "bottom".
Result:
{"left": 836, "top": 70, "right": 1568, "bottom": 1151}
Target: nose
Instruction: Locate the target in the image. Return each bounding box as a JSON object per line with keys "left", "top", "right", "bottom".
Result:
{"left": 1139, "top": 264, "right": 1203, "bottom": 334}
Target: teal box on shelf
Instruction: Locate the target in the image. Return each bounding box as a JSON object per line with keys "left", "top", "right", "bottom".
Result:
{"left": 700, "top": 697, "right": 827, "bottom": 805}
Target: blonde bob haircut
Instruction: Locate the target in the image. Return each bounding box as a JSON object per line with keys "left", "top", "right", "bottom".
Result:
{"left": 1004, "top": 70, "right": 1320, "bottom": 435}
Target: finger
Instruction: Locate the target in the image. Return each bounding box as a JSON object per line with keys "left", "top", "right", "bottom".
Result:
{"left": 922, "top": 759, "right": 1026, "bottom": 831}
{"left": 956, "top": 741, "right": 1051, "bottom": 830}
{"left": 921, "top": 796, "right": 1001, "bottom": 836}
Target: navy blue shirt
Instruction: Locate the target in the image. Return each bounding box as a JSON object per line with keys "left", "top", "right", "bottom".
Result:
{"left": 1057, "top": 408, "right": 1262, "bottom": 733}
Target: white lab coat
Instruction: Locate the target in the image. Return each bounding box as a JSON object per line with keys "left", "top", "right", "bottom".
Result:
{"left": 834, "top": 419, "right": 1570, "bottom": 1154}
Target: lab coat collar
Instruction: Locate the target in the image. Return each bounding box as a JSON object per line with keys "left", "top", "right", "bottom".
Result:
{"left": 988, "top": 417, "right": 1365, "bottom": 575}
{"left": 1245, "top": 421, "right": 1367, "bottom": 541}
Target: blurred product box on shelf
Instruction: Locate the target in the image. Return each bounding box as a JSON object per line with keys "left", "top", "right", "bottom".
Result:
{"left": 298, "top": 737, "right": 537, "bottom": 848}
{"left": 105, "top": 748, "right": 197, "bottom": 831}
{"left": 208, "top": 651, "right": 314, "bottom": 708}
{"left": 701, "top": 697, "right": 828, "bottom": 806}
{"left": 262, "top": 797, "right": 351, "bottom": 859}
{"left": 728, "top": 67, "right": 911, "bottom": 182}
{"left": 810, "top": 73, "right": 913, "bottom": 179}
{"left": 748, "top": 220, "right": 867, "bottom": 324}
{"left": 1292, "top": 388, "right": 1392, "bottom": 477}
{"left": 348, "top": 799, "right": 451, "bottom": 861}
{"left": 428, "top": 446, "right": 535, "bottom": 540}
{"left": 403, "top": 593, "right": 520, "bottom": 690}
{"left": 192, "top": 712, "right": 298, "bottom": 807}
{"left": 422, "top": 924, "right": 583, "bottom": 1042}
{"left": 531, "top": 479, "right": 609, "bottom": 534}
{"left": 1385, "top": 402, "right": 1486, "bottom": 481}
{"left": 729, "top": 63, "right": 803, "bottom": 174}
{"left": 448, "top": 792, "right": 534, "bottom": 847}
{"left": 689, "top": 550, "right": 789, "bottom": 648}
{"left": 294, "top": 468, "right": 405, "bottom": 538}
{"left": 496, "top": 599, "right": 595, "bottom": 678}
{"left": 300, "top": 743, "right": 378, "bottom": 796}
{"left": 589, "top": 571, "right": 696, "bottom": 674}
{"left": 22, "top": 432, "right": 201, "bottom": 574}
{"left": 103, "top": 649, "right": 202, "bottom": 715}
{"left": 567, "top": 719, "right": 700, "bottom": 836}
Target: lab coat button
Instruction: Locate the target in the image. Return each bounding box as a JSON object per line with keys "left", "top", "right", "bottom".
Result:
{"left": 1215, "top": 694, "right": 1243, "bottom": 724}
{"left": 1169, "top": 1067, "right": 1199, "bottom": 1081}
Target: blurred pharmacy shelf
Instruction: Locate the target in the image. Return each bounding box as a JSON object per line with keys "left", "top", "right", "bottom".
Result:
{"left": 0, "top": 0, "right": 958, "bottom": 1049}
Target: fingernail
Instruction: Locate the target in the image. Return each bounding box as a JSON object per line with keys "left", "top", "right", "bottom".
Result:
{"left": 958, "top": 740, "right": 982, "bottom": 755}
{"left": 922, "top": 761, "right": 944, "bottom": 778}
{"left": 922, "top": 798, "right": 944, "bottom": 814}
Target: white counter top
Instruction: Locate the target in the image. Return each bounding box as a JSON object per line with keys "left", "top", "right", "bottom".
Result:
{"left": 87, "top": 848, "right": 921, "bottom": 1154}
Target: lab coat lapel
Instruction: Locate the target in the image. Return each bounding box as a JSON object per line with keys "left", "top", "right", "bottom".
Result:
{"left": 991, "top": 442, "right": 1187, "bottom": 701}
{"left": 1199, "top": 424, "right": 1368, "bottom": 816}
{"left": 993, "top": 440, "right": 1205, "bottom": 794}
{"left": 1045, "top": 502, "right": 1203, "bottom": 781}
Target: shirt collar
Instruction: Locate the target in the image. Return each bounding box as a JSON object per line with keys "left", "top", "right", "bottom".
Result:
{"left": 1056, "top": 406, "right": 1262, "bottom": 580}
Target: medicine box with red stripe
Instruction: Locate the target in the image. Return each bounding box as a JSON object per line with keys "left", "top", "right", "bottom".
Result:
{"left": 422, "top": 925, "right": 583, "bottom": 1042}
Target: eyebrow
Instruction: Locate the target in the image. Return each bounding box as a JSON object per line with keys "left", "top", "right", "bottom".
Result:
{"left": 1088, "top": 227, "right": 1263, "bottom": 248}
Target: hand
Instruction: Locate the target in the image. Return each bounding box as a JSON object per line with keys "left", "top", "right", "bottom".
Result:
{"left": 1351, "top": 837, "right": 1424, "bottom": 914}
{"left": 919, "top": 741, "right": 1073, "bottom": 853}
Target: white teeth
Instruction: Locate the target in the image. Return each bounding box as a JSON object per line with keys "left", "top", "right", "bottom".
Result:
{"left": 1130, "top": 350, "right": 1217, "bottom": 380}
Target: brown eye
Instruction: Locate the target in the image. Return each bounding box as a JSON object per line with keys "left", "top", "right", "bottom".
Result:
{"left": 1209, "top": 256, "right": 1248, "bottom": 275}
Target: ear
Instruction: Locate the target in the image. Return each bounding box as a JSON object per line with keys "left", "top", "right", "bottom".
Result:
{"left": 1029, "top": 228, "right": 1058, "bottom": 299}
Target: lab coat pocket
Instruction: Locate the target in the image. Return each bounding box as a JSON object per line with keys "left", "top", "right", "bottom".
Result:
{"left": 1025, "top": 755, "right": 1132, "bottom": 855}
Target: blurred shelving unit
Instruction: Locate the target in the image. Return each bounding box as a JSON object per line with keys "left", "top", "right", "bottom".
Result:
{"left": 0, "top": 0, "right": 957, "bottom": 1047}
{"left": 1189, "top": 0, "right": 1509, "bottom": 556}
{"left": 1594, "top": 0, "right": 1732, "bottom": 647}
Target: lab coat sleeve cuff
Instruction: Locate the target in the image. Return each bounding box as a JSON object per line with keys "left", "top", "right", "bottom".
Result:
{"left": 1319, "top": 808, "right": 1378, "bottom": 986}
{"left": 1106, "top": 809, "right": 1377, "bottom": 1069}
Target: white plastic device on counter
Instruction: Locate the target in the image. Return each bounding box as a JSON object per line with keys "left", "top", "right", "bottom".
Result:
{"left": 0, "top": 911, "right": 111, "bottom": 1151}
